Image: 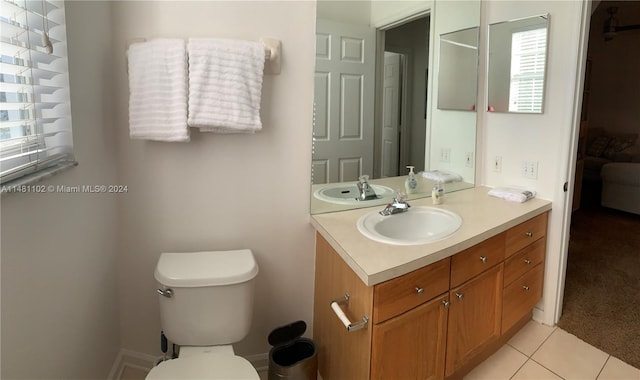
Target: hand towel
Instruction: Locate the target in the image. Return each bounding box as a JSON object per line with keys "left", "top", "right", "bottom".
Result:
{"left": 488, "top": 187, "right": 537, "bottom": 203}
{"left": 187, "top": 38, "right": 265, "bottom": 133}
{"left": 127, "top": 39, "right": 189, "bottom": 142}
{"left": 419, "top": 170, "right": 463, "bottom": 183}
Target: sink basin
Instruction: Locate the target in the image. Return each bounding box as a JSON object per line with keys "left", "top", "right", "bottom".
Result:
{"left": 314, "top": 184, "right": 395, "bottom": 205}
{"left": 357, "top": 206, "right": 462, "bottom": 245}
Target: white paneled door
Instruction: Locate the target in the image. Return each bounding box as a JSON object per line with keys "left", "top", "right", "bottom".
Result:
{"left": 313, "top": 19, "right": 375, "bottom": 184}
{"left": 381, "top": 52, "right": 402, "bottom": 178}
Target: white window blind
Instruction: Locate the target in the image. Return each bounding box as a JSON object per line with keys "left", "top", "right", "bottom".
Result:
{"left": 0, "top": 0, "right": 74, "bottom": 184}
{"left": 508, "top": 26, "right": 547, "bottom": 113}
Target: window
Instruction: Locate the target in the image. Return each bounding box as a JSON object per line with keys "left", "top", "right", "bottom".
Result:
{"left": 1, "top": 0, "right": 74, "bottom": 185}
{"left": 508, "top": 26, "right": 547, "bottom": 113}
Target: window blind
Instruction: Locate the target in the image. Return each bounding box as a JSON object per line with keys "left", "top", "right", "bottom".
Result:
{"left": 508, "top": 27, "right": 547, "bottom": 113}
{"left": 0, "top": 0, "right": 74, "bottom": 184}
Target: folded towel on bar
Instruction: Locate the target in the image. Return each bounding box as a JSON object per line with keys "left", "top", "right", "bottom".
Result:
{"left": 187, "top": 38, "right": 265, "bottom": 133}
{"left": 420, "top": 170, "right": 463, "bottom": 183}
{"left": 488, "top": 187, "right": 537, "bottom": 203}
{"left": 127, "top": 38, "right": 189, "bottom": 142}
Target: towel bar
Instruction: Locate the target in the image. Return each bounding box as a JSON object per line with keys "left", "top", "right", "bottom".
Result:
{"left": 125, "top": 36, "right": 281, "bottom": 75}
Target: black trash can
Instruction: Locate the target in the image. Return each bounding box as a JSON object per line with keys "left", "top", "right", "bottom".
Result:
{"left": 267, "top": 320, "right": 317, "bottom": 380}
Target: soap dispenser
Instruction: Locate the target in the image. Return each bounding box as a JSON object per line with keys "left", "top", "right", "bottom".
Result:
{"left": 405, "top": 166, "right": 418, "bottom": 194}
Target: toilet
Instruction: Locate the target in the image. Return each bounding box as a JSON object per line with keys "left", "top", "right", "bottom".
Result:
{"left": 147, "top": 249, "right": 260, "bottom": 379}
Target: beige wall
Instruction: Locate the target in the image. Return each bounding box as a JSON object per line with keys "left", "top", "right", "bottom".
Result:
{"left": 478, "top": 0, "right": 587, "bottom": 325}
{"left": 0, "top": 1, "right": 121, "bottom": 378}
{"left": 111, "top": 1, "right": 317, "bottom": 358}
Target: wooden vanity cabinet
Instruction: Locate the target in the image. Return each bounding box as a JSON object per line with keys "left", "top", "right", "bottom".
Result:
{"left": 313, "top": 211, "right": 548, "bottom": 380}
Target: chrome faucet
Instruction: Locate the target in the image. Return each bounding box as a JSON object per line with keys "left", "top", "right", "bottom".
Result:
{"left": 357, "top": 175, "right": 378, "bottom": 201}
{"left": 379, "top": 194, "right": 411, "bottom": 216}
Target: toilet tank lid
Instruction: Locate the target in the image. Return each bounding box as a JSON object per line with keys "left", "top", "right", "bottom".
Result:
{"left": 155, "top": 250, "right": 258, "bottom": 287}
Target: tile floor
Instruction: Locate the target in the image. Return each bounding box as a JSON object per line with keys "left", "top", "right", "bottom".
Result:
{"left": 121, "top": 321, "right": 640, "bottom": 380}
{"left": 464, "top": 321, "right": 639, "bottom": 380}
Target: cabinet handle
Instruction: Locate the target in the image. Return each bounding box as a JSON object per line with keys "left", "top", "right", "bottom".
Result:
{"left": 522, "top": 285, "right": 530, "bottom": 292}
{"left": 525, "top": 231, "right": 534, "bottom": 237}
{"left": 330, "top": 294, "right": 369, "bottom": 332}
{"left": 455, "top": 292, "right": 464, "bottom": 300}
{"left": 480, "top": 256, "right": 488, "bottom": 263}
{"left": 415, "top": 287, "right": 424, "bottom": 296}
{"left": 442, "top": 300, "right": 451, "bottom": 309}
{"left": 524, "top": 259, "right": 532, "bottom": 265}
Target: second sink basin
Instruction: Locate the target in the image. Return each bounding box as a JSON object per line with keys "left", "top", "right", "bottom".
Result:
{"left": 357, "top": 206, "right": 462, "bottom": 245}
{"left": 314, "top": 184, "right": 395, "bottom": 205}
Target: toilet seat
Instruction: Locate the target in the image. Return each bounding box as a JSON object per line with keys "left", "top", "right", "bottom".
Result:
{"left": 146, "top": 353, "right": 260, "bottom": 379}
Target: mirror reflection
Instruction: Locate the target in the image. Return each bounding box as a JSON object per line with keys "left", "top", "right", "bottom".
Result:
{"left": 487, "top": 15, "right": 549, "bottom": 113}
{"left": 311, "top": 0, "right": 480, "bottom": 214}
{"left": 437, "top": 27, "right": 479, "bottom": 111}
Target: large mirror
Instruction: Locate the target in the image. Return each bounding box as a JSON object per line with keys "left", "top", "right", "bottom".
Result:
{"left": 487, "top": 15, "right": 549, "bottom": 113}
{"left": 437, "top": 27, "right": 479, "bottom": 111}
{"left": 311, "top": 0, "right": 480, "bottom": 214}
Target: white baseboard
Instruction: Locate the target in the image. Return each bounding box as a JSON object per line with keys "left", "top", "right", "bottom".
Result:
{"left": 107, "top": 348, "right": 270, "bottom": 379}
{"left": 107, "top": 349, "right": 157, "bottom": 380}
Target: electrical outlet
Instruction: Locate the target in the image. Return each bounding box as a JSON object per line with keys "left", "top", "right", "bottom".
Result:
{"left": 493, "top": 156, "right": 502, "bottom": 172}
{"left": 521, "top": 161, "right": 538, "bottom": 179}
{"left": 465, "top": 152, "right": 474, "bottom": 168}
{"left": 440, "top": 148, "right": 451, "bottom": 163}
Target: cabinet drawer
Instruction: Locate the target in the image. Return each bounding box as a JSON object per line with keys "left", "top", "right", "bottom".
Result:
{"left": 502, "top": 263, "right": 544, "bottom": 333}
{"left": 505, "top": 213, "right": 547, "bottom": 258}
{"left": 373, "top": 258, "right": 450, "bottom": 324}
{"left": 451, "top": 233, "right": 505, "bottom": 288}
{"left": 504, "top": 238, "right": 545, "bottom": 287}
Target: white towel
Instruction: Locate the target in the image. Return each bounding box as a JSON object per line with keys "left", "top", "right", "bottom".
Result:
{"left": 187, "top": 38, "right": 265, "bottom": 133}
{"left": 420, "top": 170, "right": 463, "bottom": 183}
{"left": 127, "top": 39, "right": 189, "bottom": 142}
{"left": 488, "top": 187, "right": 537, "bottom": 203}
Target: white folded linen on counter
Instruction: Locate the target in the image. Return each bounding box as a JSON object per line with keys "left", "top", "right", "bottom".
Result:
{"left": 419, "top": 170, "right": 463, "bottom": 183}
{"left": 488, "top": 187, "right": 537, "bottom": 203}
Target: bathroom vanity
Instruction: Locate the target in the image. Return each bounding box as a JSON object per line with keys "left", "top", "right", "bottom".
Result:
{"left": 310, "top": 186, "right": 551, "bottom": 379}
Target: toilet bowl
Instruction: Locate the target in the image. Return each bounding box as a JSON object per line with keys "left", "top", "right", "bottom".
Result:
{"left": 148, "top": 249, "right": 260, "bottom": 379}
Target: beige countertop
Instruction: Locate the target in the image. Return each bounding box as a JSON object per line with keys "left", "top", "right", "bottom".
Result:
{"left": 310, "top": 186, "right": 552, "bottom": 286}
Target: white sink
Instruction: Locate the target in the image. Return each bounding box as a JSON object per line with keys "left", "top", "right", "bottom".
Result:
{"left": 314, "top": 184, "right": 395, "bottom": 205}
{"left": 357, "top": 206, "right": 462, "bottom": 245}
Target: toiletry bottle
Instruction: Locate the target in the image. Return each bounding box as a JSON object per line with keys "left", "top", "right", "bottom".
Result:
{"left": 405, "top": 166, "right": 418, "bottom": 194}
{"left": 432, "top": 180, "right": 444, "bottom": 204}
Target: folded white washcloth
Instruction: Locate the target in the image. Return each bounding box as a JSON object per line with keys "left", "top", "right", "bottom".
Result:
{"left": 488, "top": 187, "right": 537, "bottom": 203}
{"left": 420, "top": 170, "right": 463, "bottom": 183}
{"left": 187, "top": 38, "right": 265, "bottom": 133}
{"left": 128, "top": 39, "right": 189, "bottom": 142}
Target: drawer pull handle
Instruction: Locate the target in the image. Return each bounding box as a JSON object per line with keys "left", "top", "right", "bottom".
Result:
{"left": 442, "top": 300, "right": 451, "bottom": 309}
{"left": 524, "top": 259, "right": 532, "bottom": 265}
{"left": 480, "top": 256, "right": 488, "bottom": 263}
{"left": 455, "top": 292, "right": 464, "bottom": 300}
{"left": 523, "top": 285, "right": 530, "bottom": 292}
{"left": 526, "top": 231, "right": 534, "bottom": 237}
{"left": 416, "top": 287, "right": 424, "bottom": 296}
{"left": 330, "top": 294, "right": 369, "bottom": 332}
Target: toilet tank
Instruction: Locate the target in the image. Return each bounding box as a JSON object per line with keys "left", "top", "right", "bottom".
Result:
{"left": 155, "top": 250, "right": 259, "bottom": 346}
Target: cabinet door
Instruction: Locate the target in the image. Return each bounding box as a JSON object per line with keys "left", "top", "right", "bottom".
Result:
{"left": 445, "top": 264, "right": 503, "bottom": 377}
{"left": 371, "top": 294, "right": 449, "bottom": 380}
{"left": 313, "top": 234, "right": 374, "bottom": 380}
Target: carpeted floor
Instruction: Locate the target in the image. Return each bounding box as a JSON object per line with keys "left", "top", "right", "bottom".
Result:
{"left": 558, "top": 203, "right": 640, "bottom": 369}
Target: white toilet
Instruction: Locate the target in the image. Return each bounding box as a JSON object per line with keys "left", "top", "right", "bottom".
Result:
{"left": 147, "top": 249, "right": 260, "bottom": 379}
